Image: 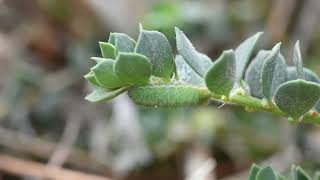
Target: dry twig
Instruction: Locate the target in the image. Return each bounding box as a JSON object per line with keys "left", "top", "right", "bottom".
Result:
{"left": 0, "top": 154, "right": 111, "bottom": 180}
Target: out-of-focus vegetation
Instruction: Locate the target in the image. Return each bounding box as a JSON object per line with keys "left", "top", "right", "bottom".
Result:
{"left": 0, "top": 0, "right": 320, "bottom": 180}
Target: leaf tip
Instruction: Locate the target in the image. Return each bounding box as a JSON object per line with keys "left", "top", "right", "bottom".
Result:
{"left": 295, "top": 40, "right": 300, "bottom": 48}
{"left": 273, "top": 42, "right": 282, "bottom": 50}
{"left": 222, "top": 49, "right": 235, "bottom": 56}
{"left": 139, "top": 23, "right": 144, "bottom": 31}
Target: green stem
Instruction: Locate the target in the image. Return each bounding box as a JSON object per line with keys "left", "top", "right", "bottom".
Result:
{"left": 209, "top": 93, "right": 319, "bottom": 125}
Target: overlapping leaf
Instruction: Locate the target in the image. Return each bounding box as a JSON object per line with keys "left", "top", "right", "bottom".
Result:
{"left": 114, "top": 53, "right": 152, "bottom": 85}
{"left": 108, "top": 33, "right": 136, "bottom": 54}
{"left": 256, "top": 166, "right": 277, "bottom": 180}
{"left": 175, "top": 55, "right": 203, "bottom": 86}
{"left": 245, "top": 50, "right": 270, "bottom": 98}
{"left": 248, "top": 164, "right": 316, "bottom": 180}
{"left": 175, "top": 27, "right": 212, "bottom": 77}
{"left": 261, "top": 43, "right": 287, "bottom": 100}
{"left": 205, "top": 50, "right": 236, "bottom": 96}
{"left": 99, "top": 42, "right": 116, "bottom": 59}
{"left": 248, "top": 164, "right": 261, "bottom": 180}
{"left": 91, "top": 58, "right": 125, "bottom": 89}
{"left": 84, "top": 71, "right": 100, "bottom": 87}
{"left": 235, "top": 32, "right": 263, "bottom": 83}
{"left": 85, "top": 86, "right": 129, "bottom": 103}
{"left": 293, "top": 41, "right": 304, "bottom": 79}
{"left": 135, "top": 29, "right": 174, "bottom": 78}
{"left": 287, "top": 67, "right": 320, "bottom": 83}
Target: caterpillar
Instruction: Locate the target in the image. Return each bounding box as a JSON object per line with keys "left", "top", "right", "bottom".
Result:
{"left": 128, "top": 84, "right": 211, "bottom": 107}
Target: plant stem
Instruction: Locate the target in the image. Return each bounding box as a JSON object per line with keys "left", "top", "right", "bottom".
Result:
{"left": 210, "top": 93, "right": 320, "bottom": 125}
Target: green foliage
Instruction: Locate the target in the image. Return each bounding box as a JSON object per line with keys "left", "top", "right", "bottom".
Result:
{"left": 114, "top": 53, "right": 152, "bottom": 85}
{"left": 234, "top": 32, "right": 263, "bottom": 85}
{"left": 295, "top": 166, "right": 311, "bottom": 180}
{"left": 84, "top": 25, "right": 320, "bottom": 125}
{"left": 135, "top": 27, "right": 175, "bottom": 78}
{"left": 91, "top": 58, "right": 124, "bottom": 89}
{"left": 274, "top": 80, "right": 320, "bottom": 118}
{"left": 248, "top": 164, "right": 317, "bottom": 180}
{"left": 84, "top": 71, "right": 100, "bottom": 87}
{"left": 261, "top": 43, "right": 287, "bottom": 100}
{"left": 108, "top": 32, "right": 136, "bottom": 54}
{"left": 85, "top": 86, "right": 129, "bottom": 103}
{"left": 245, "top": 50, "right": 286, "bottom": 99}
{"left": 287, "top": 67, "right": 320, "bottom": 83}
{"left": 293, "top": 41, "right": 304, "bottom": 79}
{"left": 249, "top": 164, "right": 262, "bottom": 180}
{"left": 256, "top": 166, "right": 277, "bottom": 180}
{"left": 175, "top": 27, "right": 212, "bottom": 77}
{"left": 175, "top": 55, "right": 203, "bottom": 86}
{"left": 99, "top": 42, "right": 116, "bottom": 59}
{"left": 205, "top": 50, "right": 236, "bottom": 96}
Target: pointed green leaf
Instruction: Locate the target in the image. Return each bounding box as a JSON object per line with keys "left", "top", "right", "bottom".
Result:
{"left": 248, "top": 164, "right": 261, "bottom": 180}
{"left": 114, "top": 53, "right": 152, "bottom": 85}
{"left": 296, "top": 167, "right": 311, "bottom": 180}
{"left": 85, "top": 86, "right": 129, "bottom": 103}
{"left": 274, "top": 79, "right": 320, "bottom": 118}
{"left": 108, "top": 33, "right": 136, "bottom": 54}
{"left": 108, "top": 33, "right": 115, "bottom": 44}
{"left": 293, "top": 41, "right": 304, "bottom": 79}
{"left": 205, "top": 50, "right": 236, "bottom": 96}
{"left": 245, "top": 50, "right": 271, "bottom": 98}
{"left": 261, "top": 43, "right": 287, "bottom": 100}
{"left": 235, "top": 32, "right": 263, "bottom": 83}
{"left": 91, "top": 59, "right": 125, "bottom": 89}
{"left": 91, "top": 57, "right": 106, "bottom": 63}
{"left": 175, "top": 55, "right": 203, "bottom": 86}
{"left": 84, "top": 71, "right": 100, "bottom": 87}
{"left": 256, "top": 166, "right": 277, "bottom": 180}
{"left": 287, "top": 67, "right": 320, "bottom": 83}
{"left": 175, "top": 27, "right": 212, "bottom": 77}
{"left": 135, "top": 29, "right": 174, "bottom": 78}
{"left": 128, "top": 83, "right": 211, "bottom": 107}
{"left": 99, "top": 42, "right": 116, "bottom": 59}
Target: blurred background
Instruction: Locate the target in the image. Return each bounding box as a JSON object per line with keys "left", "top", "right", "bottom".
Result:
{"left": 0, "top": 0, "right": 320, "bottom": 179}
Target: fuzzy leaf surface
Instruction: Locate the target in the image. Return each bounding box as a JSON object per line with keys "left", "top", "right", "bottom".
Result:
{"left": 114, "top": 53, "right": 152, "bottom": 85}
{"left": 85, "top": 86, "right": 128, "bottom": 102}
{"left": 99, "top": 42, "right": 116, "bottom": 59}
{"left": 274, "top": 79, "right": 320, "bottom": 118}
{"left": 91, "top": 59, "right": 124, "bottom": 88}
{"left": 135, "top": 29, "right": 174, "bottom": 78}
{"left": 245, "top": 50, "right": 270, "bottom": 98}
{"left": 175, "top": 27, "right": 212, "bottom": 77}
{"left": 175, "top": 55, "right": 203, "bottom": 86}
{"left": 293, "top": 41, "right": 304, "bottom": 79}
{"left": 261, "top": 43, "right": 287, "bottom": 100}
{"left": 235, "top": 32, "right": 263, "bottom": 83}
{"left": 287, "top": 67, "right": 320, "bottom": 83}
{"left": 108, "top": 33, "right": 136, "bottom": 54}
{"left": 205, "top": 50, "right": 236, "bottom": 96}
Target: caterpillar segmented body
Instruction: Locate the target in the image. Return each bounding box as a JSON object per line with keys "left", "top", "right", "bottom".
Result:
{"left": 128, "top": 84, "right": 211, "bottom": 107}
